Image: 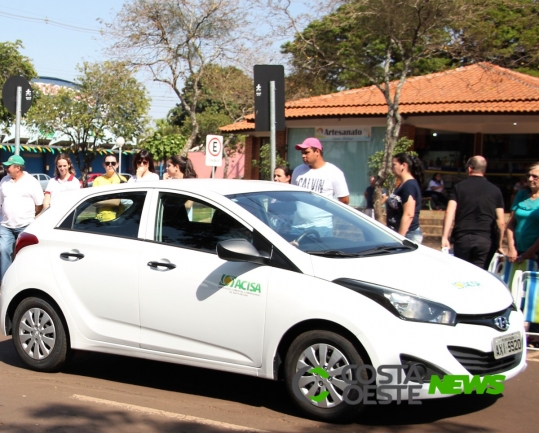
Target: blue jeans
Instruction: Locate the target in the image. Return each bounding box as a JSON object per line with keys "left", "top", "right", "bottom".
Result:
{"left": 405, "top": 228, "right": 423, "bottom": 244}
{"left": 0, "top": 225, "right": 27, "bottom": 281}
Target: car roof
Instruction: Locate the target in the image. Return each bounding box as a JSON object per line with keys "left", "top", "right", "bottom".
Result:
{"left": 62, "top": 179, "right": 304, "bottom": 199}
{"left": 48, "top": 179, "right": 308, "bottom": 214}
{"left": 132, "top": 179, "right": 305, "bottom": 195}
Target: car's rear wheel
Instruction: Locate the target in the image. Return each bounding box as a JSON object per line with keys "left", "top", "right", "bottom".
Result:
{"left": 284, "top": 330, "right": 367, "bottom": 422}
{"left": 12, "top": 297, "right": 69, "bottom": 372}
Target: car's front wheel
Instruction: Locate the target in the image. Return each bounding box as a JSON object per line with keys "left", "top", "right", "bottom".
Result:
{"left": 12, "top": 297, "right": 69, "bottom": 372}
{"left": 284, "top": 330, "right": 368, "bottom": 422}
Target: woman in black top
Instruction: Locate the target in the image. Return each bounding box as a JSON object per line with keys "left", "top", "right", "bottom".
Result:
{"left": 386, "top": 153, "right": 424, "bottom": 243}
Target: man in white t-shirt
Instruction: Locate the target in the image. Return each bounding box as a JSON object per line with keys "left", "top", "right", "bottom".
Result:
{"left": 0, "top": 155, "right": 44, "bottom": 280}
{"left": 291, "top": 137, "right": 350, "bottom": 238}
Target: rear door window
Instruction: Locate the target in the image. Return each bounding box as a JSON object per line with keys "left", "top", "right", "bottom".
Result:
{"left": 57, "top": 191, "right": 147, "bottom": 239}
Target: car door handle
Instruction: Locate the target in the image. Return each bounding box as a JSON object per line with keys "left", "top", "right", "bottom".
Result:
{"left": 60, "top": 252, "right": 85, "bottom": 260}
{"left": 147, "top": 261, "right": 176, "bottom": 270}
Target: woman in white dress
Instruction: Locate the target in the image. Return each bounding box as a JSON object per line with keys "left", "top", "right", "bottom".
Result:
{"left": 43, "top": 153, "right": 80, "bottom": 210}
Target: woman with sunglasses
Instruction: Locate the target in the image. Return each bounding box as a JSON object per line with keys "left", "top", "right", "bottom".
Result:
{"left": 506, "top": 163, "right": 539, "bottom": 346}
{"left": 128, "top": 149, "right": 159, "bottom": 182}
{"left": 93, "top": 155, "right": 127, "bottom": 187}
{"left": 506, "top": 162, "right": 539, "bottom": 265}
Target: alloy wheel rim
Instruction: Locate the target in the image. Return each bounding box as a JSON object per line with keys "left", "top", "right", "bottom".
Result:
{"left": 296, "top": 343, "right": 352, "bottom": 408}
{"left": 18, "top": 308, "right": 56, "bottom": 360}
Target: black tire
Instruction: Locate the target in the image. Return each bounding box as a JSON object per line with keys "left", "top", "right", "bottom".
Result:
{"left": 12, "top": 297, "right": 70, "bottom": 372}
{"left": 284, "top": 330, "right": 367, "bottom": 422}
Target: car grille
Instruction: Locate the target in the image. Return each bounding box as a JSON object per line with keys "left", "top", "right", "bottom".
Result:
{"left": 448, "top": 346, "right": 522, "bottom": 375}
{"left": 455, "top": 306, "right": 515, "bottom": 332}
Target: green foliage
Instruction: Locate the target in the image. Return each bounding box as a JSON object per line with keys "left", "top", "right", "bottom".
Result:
{"left": 282, "top": 0, "right": 539, "bottom": 94}
{"left": 169, "top": 64, "right": 253, "bottom": 147}
{"left": 0, "top": 40, "right": 37, "bottom": 126}
{"left": 252, "top": 143, "right": 288, "bottom": 181}
{"left": 281, "top": 0, "right": 461, "bottom": 91}
{"left": 27, "top": 61, "right": 150, "bottom": 180}
{"left": 455, "top": 0, "right": 539, "bottom": 72}
{"left": 367, "top": 137, "right": 416, "bottom": 192}
{"left": 106, "top": 0, "right": 251, "bottom": 152}
{"left": 141, "top": 133, "right": 187, "bottom": 162}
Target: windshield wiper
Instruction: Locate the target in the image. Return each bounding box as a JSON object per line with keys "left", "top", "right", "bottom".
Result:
{"left": 305, "top": 249, "right": 362, "bottom": 258}
{"left": 355, "top": 243, "right": 417, "bottom": 257}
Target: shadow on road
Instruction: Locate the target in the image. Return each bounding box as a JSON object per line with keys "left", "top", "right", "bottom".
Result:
{"left": 1, "top": 402, "right": 261, "bottom": 433}
{"left": 0, "top": 338, "right": 501, "bottom": 431}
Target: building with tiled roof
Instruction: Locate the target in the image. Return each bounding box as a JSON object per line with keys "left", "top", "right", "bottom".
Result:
{"left": 221, "top": 62, "right": 539, "bottom": 207}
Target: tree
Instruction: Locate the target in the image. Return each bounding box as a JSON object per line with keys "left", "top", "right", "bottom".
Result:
{"left": 168, "top": 64, "right": 252, "bottom": 177}
{"left": 272, "top": 0, "right": 491, "bottom": 221}
{"left": 27, "top": 61, "right": 150, "bottom": 183}
{"left": 169, "top": 65, "right": 253, "bottom": 139}
{"left": 140, "top": 119, "right": 187, "bottom": 166}
{"left": 252, "top": 143, "right": 288, "bottom": 181}
{"left": 454, "top": 0, "right": 539, "bottom": 76}
{"left": 0, "top": 40, "right": 37, "bottom": 126}
{"left": 104, "top": 0, "right": 258, "bottom": 156}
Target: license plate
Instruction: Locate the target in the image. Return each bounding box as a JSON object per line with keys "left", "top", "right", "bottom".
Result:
{"left": 492, "top": 332, "right": 523, "bottom": 359}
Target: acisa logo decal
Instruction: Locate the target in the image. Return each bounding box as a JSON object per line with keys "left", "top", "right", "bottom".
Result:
{"left": 219, "top": 274, "right": 261, "bottom": 293}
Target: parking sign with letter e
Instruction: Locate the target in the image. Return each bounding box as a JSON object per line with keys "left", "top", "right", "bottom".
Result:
{"left": 205, "top": 135, "right": 223, "bottom": 167}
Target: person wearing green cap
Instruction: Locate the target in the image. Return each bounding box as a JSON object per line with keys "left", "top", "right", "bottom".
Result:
{"left": 0, "top": 155, "right": 44, "bottom": 281}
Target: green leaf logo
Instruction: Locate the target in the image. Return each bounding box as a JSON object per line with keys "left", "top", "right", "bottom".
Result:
{"left": 307, "top": 368, "right": 330, "bottom": 402}
{"left": 310, "top": 391, "right": 330, "bottom": 402}
{"left": 309, "top": 367, "right": 329, "bottom": 379}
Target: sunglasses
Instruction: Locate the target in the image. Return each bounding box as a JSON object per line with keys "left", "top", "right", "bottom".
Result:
{"left": 528, "top": 173, "right": 539, "bottom": 180}
{"left": 136, "top": 160, "right": 149, "bottom": 165}
{"left": 104, "top": 161, "right": 117, "bottom": 166}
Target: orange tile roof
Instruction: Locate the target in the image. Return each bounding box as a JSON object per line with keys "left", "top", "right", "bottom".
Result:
{"left": 220, "top": 63, "right": 539, "bottom": 132}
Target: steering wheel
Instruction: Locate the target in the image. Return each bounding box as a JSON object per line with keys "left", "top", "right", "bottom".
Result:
{"left": 296, "top": 229, "right": 321, "bottom": 245}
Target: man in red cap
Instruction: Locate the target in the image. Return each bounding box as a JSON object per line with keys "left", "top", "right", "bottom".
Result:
{"left": 292, "top": 137, "right": 349, "bottom": 204}
{"left": 289, "top": 137, "right": 350, "bottom": 240}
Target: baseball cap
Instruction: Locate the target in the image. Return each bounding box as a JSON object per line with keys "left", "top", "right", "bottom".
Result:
{"left": 3, "top": 155, "right": 25, "bottom": 166}
{"left": 295, "top": 137, "right": 323, "bottom": 151}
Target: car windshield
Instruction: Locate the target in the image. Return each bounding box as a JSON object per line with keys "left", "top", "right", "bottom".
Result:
{"left": 227, "top": 191, "right": 416, "bottom": 256}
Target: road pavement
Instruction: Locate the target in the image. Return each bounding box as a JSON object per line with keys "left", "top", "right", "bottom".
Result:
{"left": 1, "top": 334, "right": 538, "bottom": 432}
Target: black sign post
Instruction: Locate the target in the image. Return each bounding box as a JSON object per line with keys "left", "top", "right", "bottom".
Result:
{"left": 254, "top": 65, "right": 285, "bottom": 132}
{"left": 2, "top": 76, "right": 33, "bottom": 155}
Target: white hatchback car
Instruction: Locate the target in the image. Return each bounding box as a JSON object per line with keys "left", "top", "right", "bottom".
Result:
{"left": 0, "top": 180, "right": 526, "bottom": 421}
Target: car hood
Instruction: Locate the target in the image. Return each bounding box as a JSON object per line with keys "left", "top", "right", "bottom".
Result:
{"left": 311, "top": 245, "right": 512, "bottom": 314}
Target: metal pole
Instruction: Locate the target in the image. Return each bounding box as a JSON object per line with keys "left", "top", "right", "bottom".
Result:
{"left": 270, "top": 80, "right": 276, "bottom": 181}
{"left": 211, "top": 166, "right": 215, "bottom": 178}
{"left": 118, "top": 145, "right": 122, "bottom": 174}
{"left": 15, "top": 86, "right": 22, "bottom": 156}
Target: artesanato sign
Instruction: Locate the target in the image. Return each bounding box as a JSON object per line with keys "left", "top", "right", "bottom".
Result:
{"left": 315, "top": 126, "right": 371, "bottom": 141}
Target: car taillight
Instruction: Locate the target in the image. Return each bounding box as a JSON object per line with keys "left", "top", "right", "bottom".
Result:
{"left": 14, "top": 232, "right": 39, "bottom": 257}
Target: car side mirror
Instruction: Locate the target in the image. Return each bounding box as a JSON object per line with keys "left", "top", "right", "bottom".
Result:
{"left": 216, "top": 239, "right": 271, "bottom": 266}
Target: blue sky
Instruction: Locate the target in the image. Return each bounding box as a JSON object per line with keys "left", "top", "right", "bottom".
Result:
{"left": 0, "top": 1, "right": 178, "bottom": 120}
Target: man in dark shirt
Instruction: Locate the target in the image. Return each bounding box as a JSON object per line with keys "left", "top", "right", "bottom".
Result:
{"left": 441, "top": 156, "right": 505, "bottom": 269}
{"left": 364, "top": 175, "right": 387, "bottom": 218}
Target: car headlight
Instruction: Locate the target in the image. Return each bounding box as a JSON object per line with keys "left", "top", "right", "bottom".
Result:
{"left": 333, "top": 278, "right": 457, "bottom": 326}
